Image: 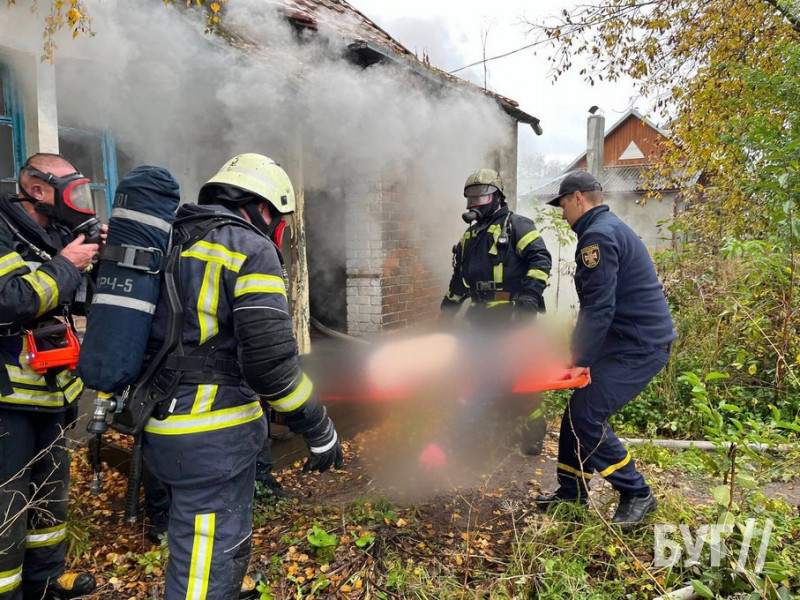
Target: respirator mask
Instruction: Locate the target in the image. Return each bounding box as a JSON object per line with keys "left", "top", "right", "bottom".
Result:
{"left": 462, "top": 185, "right": 499, "bottom": 224}
{"left": 19, "top": 165, "right": 102, "bottom": 243}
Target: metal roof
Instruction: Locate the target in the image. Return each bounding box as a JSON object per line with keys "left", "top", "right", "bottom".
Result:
{"left": 524, "top": 165, "right": 693, "bottom": 204}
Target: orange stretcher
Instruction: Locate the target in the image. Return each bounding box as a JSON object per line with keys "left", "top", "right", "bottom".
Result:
{"left": 319, "top": 368, "right": 589, "bottom": 403}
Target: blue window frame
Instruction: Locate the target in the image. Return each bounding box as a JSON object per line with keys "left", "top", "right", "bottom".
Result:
{"left": 0, "top": 62, "right": 27, "bottom": 195}
{"left": 57, "top": 127, "right": 118, "bottom": 222}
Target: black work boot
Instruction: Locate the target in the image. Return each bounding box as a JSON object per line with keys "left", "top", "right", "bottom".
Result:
{"left": 534, "top": 493, "right": 586, "bottom": 511}
{"left": 239, "top": 572, "right": 264, "bottom": 600}
{"left": 45, "top": 572, "right": 97, "bottom": 599}
{"left": 611, "top": 491, "right": 657, "bottom": 531}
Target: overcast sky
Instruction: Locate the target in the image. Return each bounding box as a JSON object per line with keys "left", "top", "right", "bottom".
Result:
{"left": 349, "top": 0, "right": 644, "bottom": 165}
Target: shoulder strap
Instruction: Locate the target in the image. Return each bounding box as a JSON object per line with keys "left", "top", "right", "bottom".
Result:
{"left": 172, "top": 213, "right": 285, "bottom": 266}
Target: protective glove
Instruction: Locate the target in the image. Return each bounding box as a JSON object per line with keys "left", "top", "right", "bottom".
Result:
{"left": 512, "top": 293, "right": 540, "bottom": 320}
{"left": 302, "top": 414, "right": 344, "bottom": 473}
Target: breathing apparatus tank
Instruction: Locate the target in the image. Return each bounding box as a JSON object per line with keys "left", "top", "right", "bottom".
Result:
{"left": 77, "top": 166, "right": 180, "bottom": 393}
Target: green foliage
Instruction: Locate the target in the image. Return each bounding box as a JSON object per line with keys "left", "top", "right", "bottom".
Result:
{"left": 135, "top": 546, "right": 168, "bottom": 574}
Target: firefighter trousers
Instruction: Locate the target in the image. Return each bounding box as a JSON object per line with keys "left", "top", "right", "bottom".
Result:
{"left": 555, "top": 346, "right": 670, "bottom": 499}
{"left": 159, "top": 461, "right": 256, "bottom": 600}
{"left": 0, "top": 409, "right": 70, "bottom": 600}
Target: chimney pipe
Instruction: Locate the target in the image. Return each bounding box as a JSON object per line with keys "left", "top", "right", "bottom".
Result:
{"left": 586, "top": 108, "right": 605, "bottom": 179}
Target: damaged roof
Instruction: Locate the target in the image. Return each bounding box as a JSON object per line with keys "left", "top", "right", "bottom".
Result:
{"left": 265, "top": 0, "right": 542, "bottom": 133}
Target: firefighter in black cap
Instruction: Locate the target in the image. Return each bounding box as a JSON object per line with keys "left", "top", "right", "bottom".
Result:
{"left": 441, "top": 168, "right": 552, "bottom": 455}
{"left": 536, "top": 169, "right": 676, "bottom": 530}
{"left": 0, "top": 153, "right": 101, "bottom": 600}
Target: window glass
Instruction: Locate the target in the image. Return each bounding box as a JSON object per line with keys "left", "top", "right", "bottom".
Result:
{"left": 58, "top": 131, "right": 106, "bottom": 184}
{"left": 0, "top": 124, "right": 14, "bottom": 179}
{"left": 0, "top": 70, "right": 6, "bottom": 116}
{"left": 91, "top": 189, "right": 108, "bottom": 223}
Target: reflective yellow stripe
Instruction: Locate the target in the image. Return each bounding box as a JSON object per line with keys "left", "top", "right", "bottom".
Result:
{"left": 516, "top": 230, "right": 542, "bottom": 253}
{"left": 0, "top": 392, "right": 66, "bottom": 407}
{"left": 22, "top": 271, "right": 59, "bottom": 316}
{"left": 485, "top": 300, "right": 511, "bottom": 308}
{"left": 268, "top": 374, "right": 313, "bottom": 413}
{"left": 0, "top": 566, "right": 23, "bottom": 593}
{"left": 26, "top": 524, "right": 66, "bottom": 548}
{"left": 488, "top": 224, "right": 501, "bottom": 256}
{"left": 234, "top": 274, "right": 286, "bottom": 298}
{"left": 445, "top": 292, "right": 463, "bottom": 302}
{"left": 187, "top": 513, "right": 215, "bottom": 600}
{"left": 526, "top": 269, "right": 549, "bottom": 284}
{"left": 182, "top": 240, "right": 246, "bottom": 272}
{"left": 557, "top": 462, "right": 586, "bottom": 478}
{"left": 144, "top": 401, "right": 263, "bottom": 435}
{"left": 191, "top": 385, "right": 218, "bottom": 414}
{"left": 63, "top": 376, "right": 84, "bottom": 403}
{"left": 599, "top": 453, "right": 632, "bottom": 477}
{"left": 0, "top": 252, "right": 27, "bottom": 277}
{"left": 197, "top": 262, "right": 221, "bottom": 344}
{"left": 493, "top": 263, "right": 503, "bottom": 283}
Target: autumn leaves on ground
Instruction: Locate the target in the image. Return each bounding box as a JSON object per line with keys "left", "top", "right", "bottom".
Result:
{"left": 64, "top": 421, "right": 800, "bottom": 600}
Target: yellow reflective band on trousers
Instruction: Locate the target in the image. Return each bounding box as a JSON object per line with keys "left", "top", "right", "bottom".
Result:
{"left": 526, "top": 269, "right": 549, "bottom": 284}
{"left": 197, "top": 262, "right": 222, "bottom": 344}
{"left": 234, "top": 274, "right": 286, "bottom": 298}
{"left": 268, "top": 373, "right": 313, "bottom": 413}
{"left": 0, "top": 252, "right": 27, "bottom": 277}
{"left": 0, "top": 566, "right": 23, "bottom": 594}
{"left": 26, "top": 523, "right": 66, "bottom": 548}
{"left": 186, "top": 513, "right": 215, "bottom": 600}
{"left": 516, "top": 230, "right": 542, "bottom": 253}
{"left": 445, "top": 291, "right": 463, "bottom": 302}
{"left": 144, "top": 401, "right": 263, "bottom": 435}
{"left": 599, "top": 453, "right": 631, "bottom": 477}
{"left": 485, "top": 300, "right": 511, "bottom": 308}
{"left": 557, "top": 462, "right": 586, "bottom": 478}
{"left": 21, "top": 270, "right": 59, "bottom": 316}
{"left": 191, "top": 385, "right": 218, "bottom": 414}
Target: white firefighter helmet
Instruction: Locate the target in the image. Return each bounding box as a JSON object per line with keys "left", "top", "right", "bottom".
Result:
{"left": 201, "top": 153, "right": 296, "bottom": 214}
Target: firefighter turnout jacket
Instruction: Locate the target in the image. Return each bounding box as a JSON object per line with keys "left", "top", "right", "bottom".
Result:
{"left": 0, "top": 193, "right": 85, "bottom": 410}
{"left": 0, "top": 193, "right": 89, "bottom": 600}
{"left": 142, "top": 204, "right": 334, "bottom": 599}
{"left": 441, "top": 205, "right": 551, "bottom": 325}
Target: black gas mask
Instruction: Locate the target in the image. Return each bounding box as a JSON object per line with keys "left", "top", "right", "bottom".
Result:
{"left": 19, "top": 165, "right": 102, "bottom": 243}
{"left": 462, "top": 185, "right": 501, "bottom": 224}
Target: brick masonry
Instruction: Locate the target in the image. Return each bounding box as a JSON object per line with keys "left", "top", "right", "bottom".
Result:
{"left": 345, "top": 180, "right": 445, "bottom": 335}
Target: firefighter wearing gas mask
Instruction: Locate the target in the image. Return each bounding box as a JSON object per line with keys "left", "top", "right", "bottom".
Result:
{"left": 0, "top": 153, "right": 102, "bottom": 600}
{"left": 141, "top": 153, "right": 342, "bottom": 600}
{"left": 441, "top": 168, "right": 552, "bottom": 455}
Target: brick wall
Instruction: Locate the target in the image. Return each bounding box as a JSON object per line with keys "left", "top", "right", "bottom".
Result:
{"left": 345, "top": 180, "right": 446, "bottom": 336}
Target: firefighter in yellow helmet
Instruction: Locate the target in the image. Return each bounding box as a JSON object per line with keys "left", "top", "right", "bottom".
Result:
{"left": 141, "top": 154, "right": 342, "bottom": 599}
{"left": 441, "top": 168, "right": 552, "bottom": 455}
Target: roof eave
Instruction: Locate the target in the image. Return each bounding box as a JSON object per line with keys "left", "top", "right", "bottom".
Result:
{"left": 347, "top": 40, "right": 542, "bottom": 135}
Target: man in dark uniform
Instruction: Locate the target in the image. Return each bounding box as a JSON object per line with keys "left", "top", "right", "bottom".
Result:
{"left": 441, "top": 168, "right": 552, "bottom": 455}
{"left": 0, "top": 153, "right": 100, "bottom": 599}
{"left": 536, "top": 170, "right": 676, "bottom": 530}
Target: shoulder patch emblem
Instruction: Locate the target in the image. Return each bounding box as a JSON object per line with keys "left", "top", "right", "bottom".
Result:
{"left": 581, "top": 244, "right": 600, "bottom": 268}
